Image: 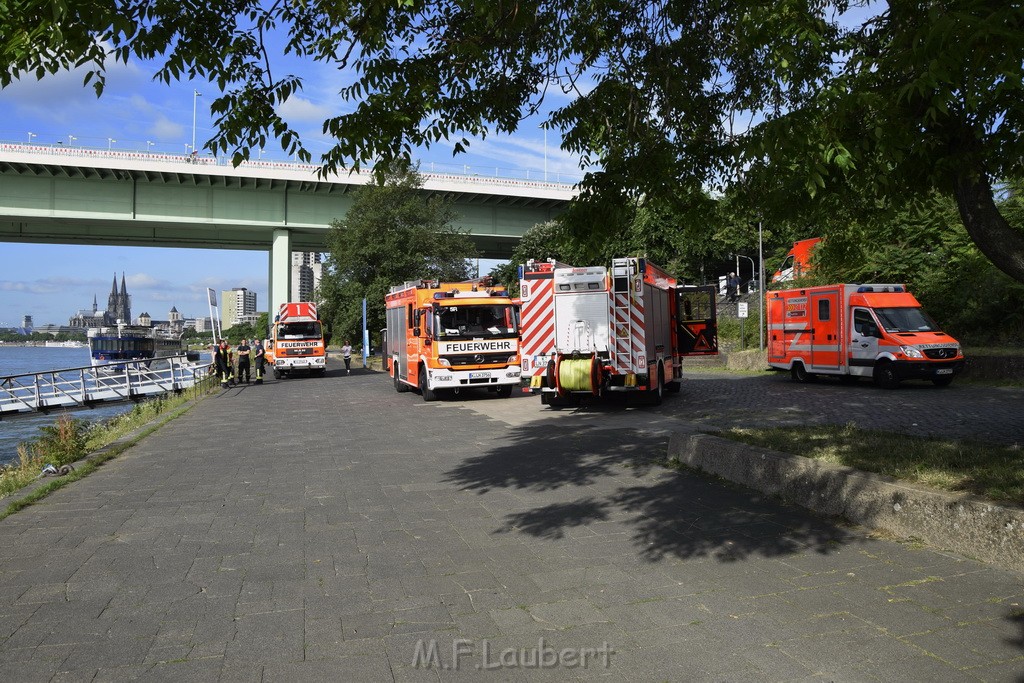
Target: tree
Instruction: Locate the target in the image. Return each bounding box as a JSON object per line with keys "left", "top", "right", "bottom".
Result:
{"left": 4, "top": 2, "right": 1022, "bottom": 281}
{"left": 318, "top": 164, "right": 475, "bottom": 345}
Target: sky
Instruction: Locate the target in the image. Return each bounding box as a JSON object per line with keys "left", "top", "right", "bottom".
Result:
{"left": 0, "top": 37, "right": 585, "bottom": 328}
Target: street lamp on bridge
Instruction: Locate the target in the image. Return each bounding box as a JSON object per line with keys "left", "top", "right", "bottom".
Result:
{"left": 27, "top": 132, "right": 36, "bottom": 144}
{"left": 146, "top": 140, "right": 154, "bottom": 152}
{"left": 192, "top": 90, "right": 202, "bottom": 155}
{"left": 67, "top": 135, "right": 76, "bottom": 146}
{"left": 107, "top": 137, "right": 116, "bottom": 151}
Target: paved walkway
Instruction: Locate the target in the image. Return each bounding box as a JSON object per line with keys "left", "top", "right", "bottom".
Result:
{"left": 0, "top": 363, "right": 1021, "bottom": 681}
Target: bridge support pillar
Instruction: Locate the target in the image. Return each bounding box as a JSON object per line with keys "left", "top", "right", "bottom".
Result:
{"left": 270, "top": 229, "right": 291, "bottom": 325}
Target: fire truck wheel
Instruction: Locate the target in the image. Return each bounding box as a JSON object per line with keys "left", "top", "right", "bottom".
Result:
{"left": 790, "top": 362, "right": 814, "bottom": 383}
{"left": 648, "top": 364, "right": 665, "bottom": 405}
{"left": 666, "top": 380, "right": 682, "bottom": 394}
{"left": 932, "top": 375, "right": 954, "bottom": 387}
{"left": 273, "top": 368, "right": 282, "bottom": 380}
{"left": 419, "top": 365, "right": 438, "bottom": 401}
{"left": 545, "top": 360, "right": 557, "bottom": 390}
{"left": 496, "top": 385, "right": 513, "bottom": 398}
{"left": 394, "top": 363, "right": 409, "bottom": 392}
{"left": 872, "top": 361, "right": 900, "bottom": 389}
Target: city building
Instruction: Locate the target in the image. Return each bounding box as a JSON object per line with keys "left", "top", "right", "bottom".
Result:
{"left": 69, "top": 273, "right": 132, "bottom": 328}
{"left": 21, "top": 315, "right": 33, "bottom": 332}
{"left": 221, "top": 288, "right": 257, "bottom": 329}
{"left": 168, "top": 306, "right": 183, "bottom": 334}
{"left": 193, "top": 317, "right": 217, "bottom": 333}
{"left": 291, "top": 252, "right": 323, "bottom": 303}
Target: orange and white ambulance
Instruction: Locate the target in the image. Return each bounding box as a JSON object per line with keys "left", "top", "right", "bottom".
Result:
{"left": 385, "top": 278, "right": 521, "bottom": 401}
{"left": 767, "top": 284, "right": 964, "bottom": 388}
{"left": 265, "top": 302, "right": 330, "bottom": 379}
{"left": 519, "top": 257, "right": 718, "bottom": 405}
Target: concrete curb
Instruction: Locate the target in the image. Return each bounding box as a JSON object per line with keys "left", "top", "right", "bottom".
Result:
{"left": 667, "top": 432, "right": 1024, "bottom": 574}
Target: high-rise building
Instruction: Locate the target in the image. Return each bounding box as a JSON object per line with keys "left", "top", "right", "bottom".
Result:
{"left": 222, "top": 287, "right": 257, "bottom": 329}
{"left": 291, "top": 252, "right": 323, "bottom": 303}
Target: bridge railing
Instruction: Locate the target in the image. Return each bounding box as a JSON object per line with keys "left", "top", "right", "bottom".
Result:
{"left": 0, "top": 142, "right": 582, "bottom": 187}
{"left": 0, "top": 356, "right": 214, "bottom": 417}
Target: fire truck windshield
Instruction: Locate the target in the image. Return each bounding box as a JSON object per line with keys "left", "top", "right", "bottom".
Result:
{"left": 279, "top": 321, "right": 322, "bottom": 339}
{"left": 435, "top": 304, "right": 518, "bottom": 339}
{"left": 873, "top": 307, "right": 940, "bottom": 333}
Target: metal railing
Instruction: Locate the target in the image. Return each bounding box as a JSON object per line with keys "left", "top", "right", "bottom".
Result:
{"left": 0, "top": 356, "right": 214, "bottom": 417}
{"left": 0, "top": 141, "right": 583, "bottom": 187}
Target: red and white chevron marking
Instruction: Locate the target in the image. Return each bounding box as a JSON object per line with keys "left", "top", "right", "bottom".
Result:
{"left": 278, "top": 302, "right": 317, "bottom": 323}
{"left": 519, "top": 278, "right": 556, "bottom": 376}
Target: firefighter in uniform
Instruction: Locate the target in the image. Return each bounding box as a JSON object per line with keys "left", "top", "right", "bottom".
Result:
{"left": 214, "top": 339, "right": 232, "bottom": 388}
{"left": 253, "top": 339, "right": 266, "bottom": 384}
{"left": 236, "top": 338, "right": 252, "bottom": 384}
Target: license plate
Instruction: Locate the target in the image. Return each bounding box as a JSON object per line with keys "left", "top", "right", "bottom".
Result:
{"left": 936, "top": 368, "right": 953, "bottom": 375}
{"left": 469, "top": 372, "right": 490, "bottom": 379}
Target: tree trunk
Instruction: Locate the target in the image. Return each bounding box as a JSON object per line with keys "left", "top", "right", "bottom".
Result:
{"left": 952, "top": 166, "right": 1024, "bottom": 285}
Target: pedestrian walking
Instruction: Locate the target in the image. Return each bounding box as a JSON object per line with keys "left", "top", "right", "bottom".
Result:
{"left": 253, "top": 339, "right": 266, "bottom": 384}
{"left": 214, "top": 339, "right": 231, "bottom": 389}
{"left": 236, "top": 338, "right": 251, "bottom": 384}
{"left": 341, "top": 340, "right": 353, "bottom": 374}
{"left": 726, "top": 272, "right": 741, "bottom": 303}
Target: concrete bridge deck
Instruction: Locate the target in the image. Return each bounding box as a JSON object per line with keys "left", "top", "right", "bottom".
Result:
{"left": 0, "top": 360, "right": 1020, "bottom": 681}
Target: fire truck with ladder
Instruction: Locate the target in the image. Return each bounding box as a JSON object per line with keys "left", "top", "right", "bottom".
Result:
{"left": 519, "top": 257, "right": 718, "bottom": 406}
{"left": 384, "top": 278, "right": 521, "bottom": 401}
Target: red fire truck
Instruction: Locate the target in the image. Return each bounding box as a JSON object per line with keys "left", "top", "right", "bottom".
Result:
{"left": 385, "top": 278, "right": 521, "bottom": 401}
{"left": 519, "top": 257, "right": 718, "bottom": 405}
{"left": 767, "top": 283, "right": 964, "bottom": 388}
{"left": 265, "top": 302, "right": 329, "bottom": 379}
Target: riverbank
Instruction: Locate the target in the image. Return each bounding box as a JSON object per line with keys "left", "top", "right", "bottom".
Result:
{"left": 0, "top": 373, "right": 218, "bottom": 517}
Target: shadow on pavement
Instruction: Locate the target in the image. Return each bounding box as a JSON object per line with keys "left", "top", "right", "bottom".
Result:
{"left": 445, "top": 427, "right": 858, "bottom": 564}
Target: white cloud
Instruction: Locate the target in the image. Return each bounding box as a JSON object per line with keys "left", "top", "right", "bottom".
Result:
{"left": 278, "top": 95, "right": 332, "bottom": 123}
{"left": 148, "top": 114, "right": 185, "bottom": 144}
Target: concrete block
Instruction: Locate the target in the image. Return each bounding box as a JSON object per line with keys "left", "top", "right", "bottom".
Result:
{"left": 668, "top": 432, "right": 1024, "bottom": 573}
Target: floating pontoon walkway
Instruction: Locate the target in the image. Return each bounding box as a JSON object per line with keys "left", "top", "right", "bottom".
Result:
{"left": 0, "top": 356, "right": 212, "bottom": 417}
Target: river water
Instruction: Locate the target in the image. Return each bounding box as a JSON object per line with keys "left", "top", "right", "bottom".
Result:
{"left": 0, "top": 345, "right": 197, "bottom": 465}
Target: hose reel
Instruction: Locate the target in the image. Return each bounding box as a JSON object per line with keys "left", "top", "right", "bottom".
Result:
{"left": 553, "top": 353, "right": 601, "bottom": 396}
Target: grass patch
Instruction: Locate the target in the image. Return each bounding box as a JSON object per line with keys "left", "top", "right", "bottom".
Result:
{"left": 717, "top": 423, "right": 1024, "bottom": 507}
{"left": 0, "top": 377, "right": 218, "bottom": 511}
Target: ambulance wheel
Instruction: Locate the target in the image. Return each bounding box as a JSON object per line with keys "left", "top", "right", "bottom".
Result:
{"left": 496, "top": 385, "right": 513, "bottom": 398}
{"left": 394, "top": 362, "right": 409, "bottom": 392}
{"left": 273, "top": 368, "right": 282, "bottom": 380}
{"left": 873, "top": 361, "right": 900, "bottom": 389}
{"left": 932, "top": 376, "right": 954, "bottom": 387}
{"left": 790, "top": 362, "right": 814, "bottom": 383}
{"left": 418, "top": 365, "right": 438, "bottom": 402}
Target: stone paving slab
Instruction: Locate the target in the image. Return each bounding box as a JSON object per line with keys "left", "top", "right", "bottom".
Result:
{"left": 0, "top": 363, "right": 1020, "bottom": 681}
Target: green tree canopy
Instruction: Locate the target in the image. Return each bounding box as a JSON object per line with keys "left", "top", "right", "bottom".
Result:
{"left": 318, "top": 165, "right": 475, "bottom": 345}
{"left": 4, "top": 1, "right": 1022, "bottom": 281}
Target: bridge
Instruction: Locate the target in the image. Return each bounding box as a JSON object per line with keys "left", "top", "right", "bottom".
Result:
{"left": 0, "top": 143, "right": 576, "bottom": 315}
